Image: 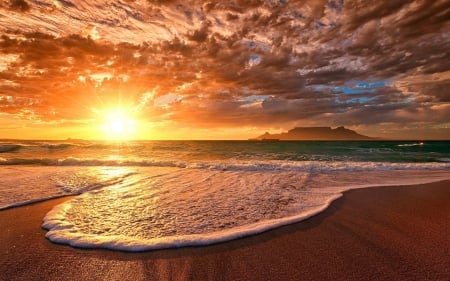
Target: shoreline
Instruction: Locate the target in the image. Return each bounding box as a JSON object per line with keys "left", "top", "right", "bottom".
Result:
{"left": 1, "top": 180, "right": 449, "bottom": 280}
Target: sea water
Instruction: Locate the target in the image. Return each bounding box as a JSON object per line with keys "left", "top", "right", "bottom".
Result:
{"left": 0, "top": 140, "right": 449, "bottom": 251}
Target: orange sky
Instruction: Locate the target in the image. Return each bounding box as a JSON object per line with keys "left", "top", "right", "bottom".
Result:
{"left": 0, "top": 0, "right": 449, "bottom": 140}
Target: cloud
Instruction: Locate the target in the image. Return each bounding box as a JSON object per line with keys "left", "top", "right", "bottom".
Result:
{"left": 0, "top": 0, "right": 449, "bottom": 138}
{"left": 8, "top": 0, "right": 30, "bottom": 12}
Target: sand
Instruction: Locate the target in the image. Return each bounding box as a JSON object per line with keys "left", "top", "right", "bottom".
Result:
{"left": 1, "top": 181, "right": 449, "bottom": 281}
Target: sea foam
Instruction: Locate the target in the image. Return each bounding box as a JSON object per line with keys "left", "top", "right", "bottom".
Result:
{"left": 42, "top": 167, "right": 450, "bottom": 251}
{"left": 0, "top": 166, "right": 143, "bottom": 210}
{"left": 1, "top": 157, "right": 449, "bottom": 170}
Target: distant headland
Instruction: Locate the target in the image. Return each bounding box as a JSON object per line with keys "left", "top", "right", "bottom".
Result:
{"left": 252, "top": 126, "right": 374, "bottom": 140}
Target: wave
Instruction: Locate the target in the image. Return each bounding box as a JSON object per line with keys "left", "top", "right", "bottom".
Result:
{"left": 44, "top": 143, "right": 77, "bottom": 149}
{"left": 0, "top": 141, "right": 137, "bottom": 153}
{"left": 0, "top": 144, "right": 22, "bottom": 153}
{"left": 1, "top": 157, "right": 449, "bottom": 171}
{"left": 397, "top": 142, "right": 424, "bottom": 147}
{"left": 41, "top": 169, "right": 450, "bottom": 252}
{"left": 0, "top": 142, "right": 82, "bottom": 151}
{"left": 42, "top": 194, "right": 343, "bottom": 252}
{"left": 0, "top": 166, "right": 139, "bottom": 210}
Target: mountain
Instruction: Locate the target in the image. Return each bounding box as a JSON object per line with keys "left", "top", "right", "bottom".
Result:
{"left": 254, "top": 126, "right": 373, "bottom": 140}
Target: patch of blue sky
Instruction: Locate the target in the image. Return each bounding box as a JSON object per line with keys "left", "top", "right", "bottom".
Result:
{"left": 333, "top": 86, "right": 375, "bottom": 94}
{"left": 313, "top": 80, "right": 389, "bottom": 95}
{"left": 354, "top": 80, "right": 388, "bottom": 89}
{"left": 250, "top": 54, "right": 261, "bottom": 61}
{"left": 335, "top": 96, "right": 377, "bottom": 105}
{"left": 348, "top": 96, "right": 377, "bottom": 103}
{"left": 241, "top": 95, "right": 270, "bottom": 102}
{"left": 313, "top": 85, "right": 326, "bottom": 91}
{"left": 247, "top": 54, "right": 262, "bottom": 68}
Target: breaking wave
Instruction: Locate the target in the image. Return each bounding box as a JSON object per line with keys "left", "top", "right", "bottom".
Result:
{"left": 0, "top": 144, "right": 22, "bottom": 153}
{"left": 1, "top": 157, "right": 450, "bottom": 171}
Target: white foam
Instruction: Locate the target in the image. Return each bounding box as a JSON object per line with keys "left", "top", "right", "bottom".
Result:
{"left": 397, "top": 142, "right": 424, "bottom": 147}
{"left": 1, "top": 157, "right": 449, "bottom": 171}
{"left": 0, "top": 166, "right": 173, "bottom": 210}
{"left": 43, "top": 194, "right": 342, "bottom": 251}
{"left": 42, "top": 168, "right": 450, "bottom": 252}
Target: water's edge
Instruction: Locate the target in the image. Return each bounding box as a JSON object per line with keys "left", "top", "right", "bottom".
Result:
{"left": 41, "top": 176, "right": 450, "bottom": 252}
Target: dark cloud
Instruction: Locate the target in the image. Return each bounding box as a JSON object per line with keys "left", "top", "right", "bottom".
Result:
{"left": 9, "top": 0, "right": 30, "bottom": 12}
{"left": 343, "top": 0, "right": 408, "bottom": 32}
{"left": 187, "top": 22, "right": 211, "bottom": 42}
{"left": 56, "top": 0, "right": 76, "bottom": 8}
{"left": 146, "top": 0, "right": 177, "bottom": 5}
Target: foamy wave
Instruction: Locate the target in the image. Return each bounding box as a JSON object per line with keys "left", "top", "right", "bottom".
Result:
{"left": 192, "top": 161, "right": 450, "bottom": 172}
{"left": 42, "top": 168, "right": 341, "bottom": 251}
{"left": 397, "top": 142, "right": 424, "bottom": 147}
{"left": 42, "top": 169, "right": 450, "bottom": 252}
{"left": 42, "top": 194, "right": 342, "bottom": 251}
{"left": 1, "top": 157, "right": 449, "bottom": 171}
{"left": 0, "top": 166, "right": 144, "bottom": 210}
{"left": 0, "top": 157, "right": 186, "bottom": 167}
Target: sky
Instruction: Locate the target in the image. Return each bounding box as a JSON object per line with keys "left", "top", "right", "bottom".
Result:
{"left": 0, "top": 0, "right": 449, "bottom": 140}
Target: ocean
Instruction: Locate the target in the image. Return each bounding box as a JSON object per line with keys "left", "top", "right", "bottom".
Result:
{"left": 1, "top": 140, "right": 449, "bottom": 251}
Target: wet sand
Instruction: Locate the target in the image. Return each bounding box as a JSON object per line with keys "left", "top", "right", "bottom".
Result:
{"left": 1, "top": 181, "right": 449, "bottom": 281}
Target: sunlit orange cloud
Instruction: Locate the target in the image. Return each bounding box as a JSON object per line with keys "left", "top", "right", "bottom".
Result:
{"left": 0, "top": 0, "right": 449, "bottom": 140}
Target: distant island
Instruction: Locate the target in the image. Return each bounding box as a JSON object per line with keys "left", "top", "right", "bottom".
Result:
{"left": 252, "top": 126, "right": 373, "bottom": 140}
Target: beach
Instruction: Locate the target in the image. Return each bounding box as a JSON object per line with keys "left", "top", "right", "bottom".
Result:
{"left": 2, "top": 0, "right": 449, "bottom": 279}
{"left": 1, "top": 180, "right": 449, "bottom": 281}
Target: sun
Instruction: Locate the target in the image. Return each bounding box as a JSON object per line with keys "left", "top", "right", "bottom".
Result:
{"left": 99, "top": 108, "right": 138, "bottom": 140}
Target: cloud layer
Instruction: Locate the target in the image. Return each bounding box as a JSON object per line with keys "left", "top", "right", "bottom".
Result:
{"left": 0, "top": 0, "right": 449, "bottom": 138}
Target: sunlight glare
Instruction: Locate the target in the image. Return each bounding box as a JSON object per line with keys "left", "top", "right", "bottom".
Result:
{"left": 100, "top": 108, "right": 138, "bottom": 140}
